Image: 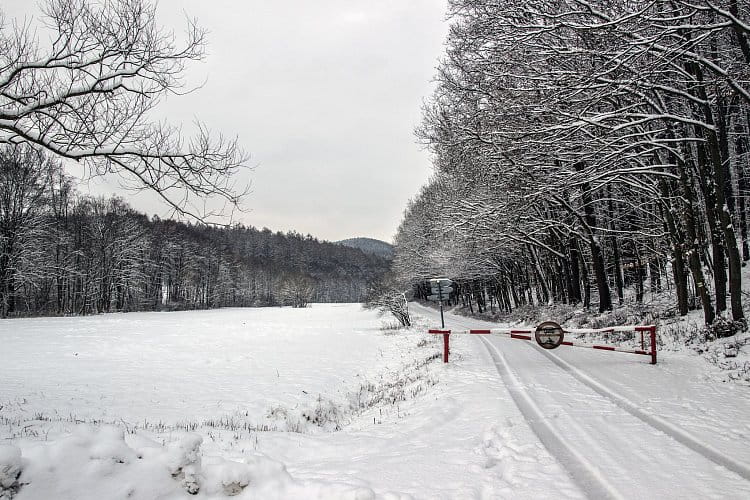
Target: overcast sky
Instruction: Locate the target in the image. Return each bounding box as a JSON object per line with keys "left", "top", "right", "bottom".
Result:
{"left": 5, "top": 0, "right": 449, "bottom": 243}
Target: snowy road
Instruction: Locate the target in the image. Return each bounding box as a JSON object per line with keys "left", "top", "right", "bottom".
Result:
{"left": 410, "top": 303, "right": 750, "bottom": 499}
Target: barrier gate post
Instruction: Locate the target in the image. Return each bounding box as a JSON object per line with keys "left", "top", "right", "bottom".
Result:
{"left": 428, "top": 329, "right": 451, "bottom": 363}
{"left": 650, "top": 326, "right": 657, "bottom": 365}
{"left": 443, "top": 332, "right": 450, "bottom": 363}
{"left": 635, "top": 325, "right": 657, "bottom": 364}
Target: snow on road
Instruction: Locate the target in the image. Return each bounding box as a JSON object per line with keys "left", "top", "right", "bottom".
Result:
{"left": 411, "top": 302, "right": 750, "bottom": 499}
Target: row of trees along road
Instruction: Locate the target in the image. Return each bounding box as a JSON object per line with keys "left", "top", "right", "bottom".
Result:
{"left": 395, "top": 0, "right": 750, "bottom": 327}
{"left": 0, "top": 145, "right": 389, "bottom": 316}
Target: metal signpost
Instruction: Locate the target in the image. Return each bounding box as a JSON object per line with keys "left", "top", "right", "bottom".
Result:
{"left": 428, "top": 278, "right": 453, "bottom": 328}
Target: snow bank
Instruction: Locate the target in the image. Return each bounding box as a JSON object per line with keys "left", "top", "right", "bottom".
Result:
{"left": 6, "top": 425, "right": 382, "bottom": 499}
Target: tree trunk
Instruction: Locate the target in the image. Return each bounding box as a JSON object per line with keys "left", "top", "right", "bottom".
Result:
{"left": 568, "top": 238, "right": 582, "bottom": 304}
{"left": 578, "top": 245, "right": 591, "bottom": 309}
{"left": 686, "top": 61, "right": 742, "bottom": 320}
{"left": 574, "top": 162, "right": 612, "bottom": 312}
{"left": 678, "top": 148, "right": 716, "bottom": 324}
{"left": 527, "top": 245, "right": 550, "bottom": 304}
{"left": 735, "top": 114, "right": 750, "bottom": 262}
{"left": 705, "top": 109, "right": 744, "bottom": 321}
{"left": 607, "top": 187, "right": 624, "bottom": 305}
{"left": 695, "top": 140, "right": 728, "bottom": 314}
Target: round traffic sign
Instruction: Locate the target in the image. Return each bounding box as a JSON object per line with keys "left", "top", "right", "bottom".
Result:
{"left": 535, "top": 321, "right": 564, "bottom": 349}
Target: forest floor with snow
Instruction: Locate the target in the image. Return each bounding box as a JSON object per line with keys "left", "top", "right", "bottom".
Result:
{"left": 1, "top": 303, "right": 749, "bottom": 499}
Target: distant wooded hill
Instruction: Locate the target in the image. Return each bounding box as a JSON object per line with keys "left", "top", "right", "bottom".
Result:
{"left": 336, "top": 238, "right": 394, "bottom": 259}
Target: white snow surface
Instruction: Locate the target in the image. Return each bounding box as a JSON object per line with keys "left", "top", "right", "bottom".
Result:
{"left": 1, "top": 303, "right": 749, "bottom": 499}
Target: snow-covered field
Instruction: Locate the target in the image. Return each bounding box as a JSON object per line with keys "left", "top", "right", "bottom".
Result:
{"left": 1, "top": 305, "right": 430, "bottom": 430}
{"left": 2, "top": 303, "right": 750, "bottom": 499}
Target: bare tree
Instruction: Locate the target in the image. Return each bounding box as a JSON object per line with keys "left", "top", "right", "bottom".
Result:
{"left": 280, "top": 274, "right": 315, "bottom": 308}
{"left": 0, "top": 144, "right": 54, "bottom": 316}
{"left": 0, "top": 0, "right": 248, "bottom": 221}
{"left": 364, "top": 274, "right": 412, "bottom": 327}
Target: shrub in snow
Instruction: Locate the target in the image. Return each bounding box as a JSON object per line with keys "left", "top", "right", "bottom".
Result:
{"left": 698, "top": 334, "right": 750, "bottom": 383}
{"left": 0, "top": 445, "right": 22, "bottom": 499}
{"left": 379, "top": 320, "right": 405, "bottom": 332}
{"left": 363, "top": 276, "right": 412, "bottom": 327}
{"left": 669, "top": 317, "right": 748, "bottom": 349}
{"left": 301, "top": 396, "right": 345, "bottom": 431}
{"left": 347, "top": 354, "right": 439, "bottom": 414}
{"left": 705, "top": 317, "right": 747, "bottom": 339}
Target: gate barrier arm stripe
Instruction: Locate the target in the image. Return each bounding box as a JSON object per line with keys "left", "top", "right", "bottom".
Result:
{"left": 426, "top": 326, "right": 657, "bottom": 364}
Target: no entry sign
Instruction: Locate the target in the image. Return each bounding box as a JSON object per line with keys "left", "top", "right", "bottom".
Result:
{"left": 535, "top": 321, "right": 564, "bottom": 349}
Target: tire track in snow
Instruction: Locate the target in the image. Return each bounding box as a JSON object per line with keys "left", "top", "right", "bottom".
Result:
{"left": 413, "top": 305, "right": 618, "bottom": 497}
{"left": 478, "top": 336, "right": 625, "bottom": 500}
{"left": 529, "top": 343, "right": 750, "bottom": 482}
{"left": 441, "top": 304, "right": 750, "bottom": 484}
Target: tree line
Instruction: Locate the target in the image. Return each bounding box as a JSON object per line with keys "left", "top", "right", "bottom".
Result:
{"left": 394, "top": 0, "right": 750, "bottom": 328}
{"left": 0, "top": 145, "right": 389, "bottom": 317}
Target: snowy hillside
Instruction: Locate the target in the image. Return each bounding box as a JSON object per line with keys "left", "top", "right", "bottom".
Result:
{"left": 2, "top": 304, "right": 750, "bottom": 498}
{"left": 336, "top": 238, "right": 394, "bottom": 259}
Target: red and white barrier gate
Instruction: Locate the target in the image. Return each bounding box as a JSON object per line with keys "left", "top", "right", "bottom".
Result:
{"left": 428, "top": 325, "right": 657, "bottom": 364}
